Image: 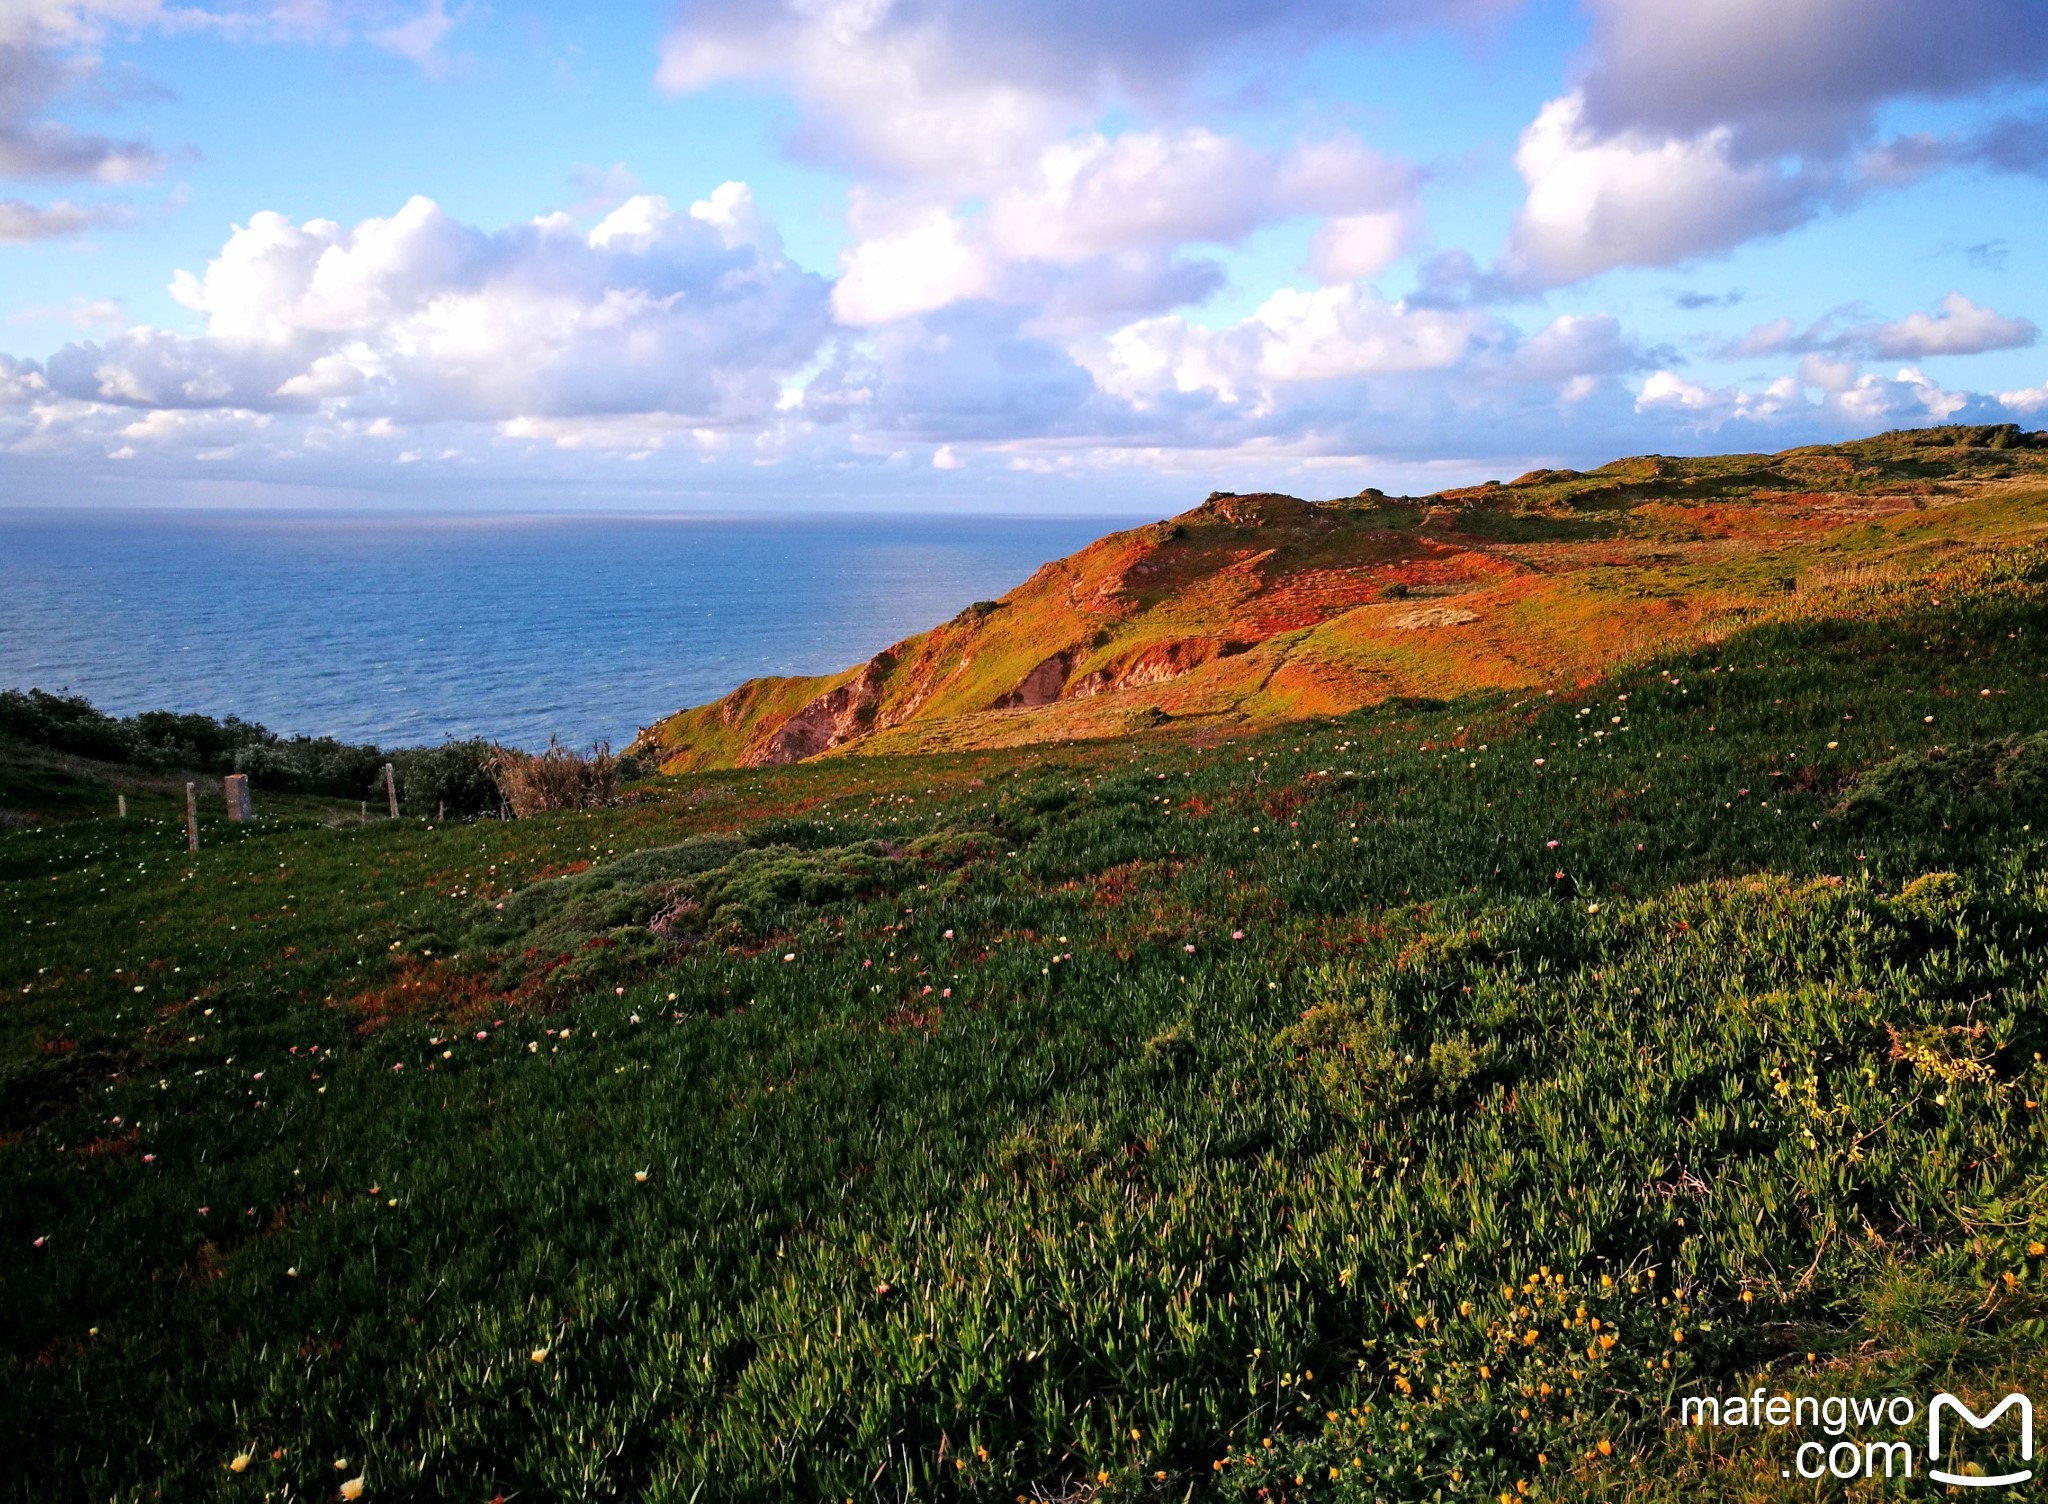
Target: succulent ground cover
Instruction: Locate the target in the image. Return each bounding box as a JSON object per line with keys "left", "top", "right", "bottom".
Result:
{"left": 3, "top": 548, "right": 2047, "bottom": 1501}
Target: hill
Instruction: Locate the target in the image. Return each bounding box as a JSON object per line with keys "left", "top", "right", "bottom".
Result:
{"left": 631, "top": 423, "right": 2048, "bottom": 771}
{"left": 4, "top": 532, "right": 2047, "bottom": 1500}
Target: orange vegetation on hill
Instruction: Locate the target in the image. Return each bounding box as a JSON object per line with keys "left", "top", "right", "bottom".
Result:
{"left": 630, "top": 424, "right": 2048, "bottom": 772}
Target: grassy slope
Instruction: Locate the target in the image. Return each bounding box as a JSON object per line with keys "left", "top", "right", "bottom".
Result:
{"left": 633, "top": 427, "right": 2048, "bottom": 771}
{"left": 3, "top": 545, "right": 2046, "bottom": 1501}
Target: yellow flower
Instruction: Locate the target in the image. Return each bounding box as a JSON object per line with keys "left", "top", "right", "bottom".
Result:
{"left": 2030, "top": 1241, "right": 2045, "bottom": 1258}
{"left": 531, "top": 1348, "right": 548, "bottom": 1363}
{"left": 340, "top": 1477, "right": 366, "bottom": 1500}
{"left": 229, "top": 1453, "right": 251, "bottom": 1473}
{"left": 633, "top": 1170, "right": 649, "bottom": 1184}
{"left": 1597, "top": 1438, "right": 1612, "bottom": 1456}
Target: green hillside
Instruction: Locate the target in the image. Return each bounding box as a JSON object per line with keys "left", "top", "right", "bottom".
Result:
{"left": 632, "top": 424, "right": 2048, "bottom": 772}
{"left": 4, "top": 533, "right": 2046, "bottom": 1500}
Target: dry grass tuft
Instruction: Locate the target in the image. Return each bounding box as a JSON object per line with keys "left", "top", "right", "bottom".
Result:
{"left": 488, "top": 738, "right": 619, "bottom": 817}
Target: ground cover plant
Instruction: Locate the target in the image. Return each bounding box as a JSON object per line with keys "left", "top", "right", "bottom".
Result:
{"left": 3, "top": 548, "right": 2047, "bottom": 1501}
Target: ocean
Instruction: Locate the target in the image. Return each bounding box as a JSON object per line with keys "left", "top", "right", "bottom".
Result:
{"left": 0, "top": 510, "right": 1139, "bottom": 750}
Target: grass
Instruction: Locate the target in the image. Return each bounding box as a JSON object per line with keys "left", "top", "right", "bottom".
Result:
{"left": 3, "top": 549, "right": 2047, "bottom": 1501}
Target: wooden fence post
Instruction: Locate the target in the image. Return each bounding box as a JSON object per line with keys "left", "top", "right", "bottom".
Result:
{"left": 384, "top": 763, "right": 399, "bottom": 819}
{"left": 224, "top": 773, "right": 253, "bottom": 822}
{"left": 185, "top": 783, "right": 199, "bottom": 852}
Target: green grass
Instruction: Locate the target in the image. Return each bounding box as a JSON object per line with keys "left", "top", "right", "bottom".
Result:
{"left": 4, "top": 555, "right": 2048, "bottom": 1502}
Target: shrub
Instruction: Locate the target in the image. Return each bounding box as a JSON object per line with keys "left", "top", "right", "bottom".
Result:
{"left": 1840, "top": 731, "right": 2048, "bottom": 827}
{"left": 394, "top": 738, "right": 497, "bottom": 818}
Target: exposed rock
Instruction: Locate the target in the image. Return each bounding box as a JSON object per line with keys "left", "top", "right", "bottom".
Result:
{"left": 743, "top": 652, "right": 895, "bottom": 765}
{"left": 994, "top": 650, "right": 1076, "bottom": 709}
{"left": 1388, "top": 606, "right": 1479, "bottom": 630}
{"left": 1067, "top": 637, "right": 1251, "bottom": 698}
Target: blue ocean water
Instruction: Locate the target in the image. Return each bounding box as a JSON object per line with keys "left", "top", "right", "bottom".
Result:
{"left": 0, "top": 510, "right": 1137, "bottom": 750}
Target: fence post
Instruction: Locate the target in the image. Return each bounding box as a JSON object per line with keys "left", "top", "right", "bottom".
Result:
{"left": 384, "top": 763, "right": 399, "bottom": 819}
{"left": 185, "top": 783, "right": 199, "bottom": 853}
{"left": 224, "top": 773, "right": 253, "bottom": 822}
{"left": 117, "top": 794, "right": 126, "bottom": 818}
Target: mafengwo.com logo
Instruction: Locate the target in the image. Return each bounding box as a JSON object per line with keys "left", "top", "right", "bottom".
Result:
{"left": 1675, "top": 1387, "right": 2033, "bottom": 1486}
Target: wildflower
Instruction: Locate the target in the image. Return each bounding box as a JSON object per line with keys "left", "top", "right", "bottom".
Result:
{"left": 531, "top": 1348, "right": 548, "bottom": 1363}
{"left": 634, "top": 1170, "right": 649, "bottom": 1184}
{"left": 943, "top": 929, "right": 954, "bottom": 939}
{"left": 2030, "top": 1242, "right": 2045, "bottom": 1257}
{"left": 1546, "top": 840, "right": 1559, "bottom": 849}
{"left": 614, "top": 987, "right": 624, "bottom": 996}
{"left": 783, "top": 953, "right": 796, "bottom": 963}
{"left": 340, "top": 1477, "right": 365, "bottom": 1500}
{"left": 1597, "top": 1439, "right": 1612, "bottom": 1457}
{"left": 1184, "top": 943, "right": 1196, "bottom": 953}
{"left": 941, "top": 988, "right": 951, "bottom": 998}
{"left": 475, "top": 1030, "right": 488, "bottom": 1039}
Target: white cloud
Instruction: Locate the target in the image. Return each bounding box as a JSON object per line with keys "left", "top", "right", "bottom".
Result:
{"left": 0, "top": 194, "right": 134, "bottom": 240}
{"left": 1502, "top": 93, "right": 1818, "bottom": 288}
{"left": 831, "top": 127, "right": 1421, "bottom": 329}
{"left": 1999, "top": 381, "right": 2048, "bottom": 415}
{"left": 656, "top": 0, "right": 1505, "bottom": 190}
{"left": 39, "top": 188, "right": 832, "bottom": 426}
{"left": 1494, "top": 1, "right": 2048, "bottom": 289}
{"left": 1576, "top": 0, "right": 2048, "bottom": 153}
{"left": 1721, "top": 292, "right": 2038, "bottom": 361}
{"left": 1867, "top": 292, "right": 2037, "bottom": 359}
{"left": 368, "top": 0, "right": 459, "bottom": 76}
{"left": 1635, "top": 357, "right": 1980, "bottom": 432}
{"left": 832, "top": 206, "right": 994, "bottom": 326}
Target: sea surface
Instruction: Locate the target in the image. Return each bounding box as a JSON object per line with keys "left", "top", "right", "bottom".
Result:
{"left": 0, "top": 510, "right": 1138, "bottom": 750}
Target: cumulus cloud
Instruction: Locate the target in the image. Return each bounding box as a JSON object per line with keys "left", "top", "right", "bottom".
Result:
{"left": 1723, "top": 292, "right": 2037, "bottom": 361}
{"left": 0, "top": 193, "right": 131, "bottom": 239}
{"left": 1867, "top": 292, "right": 2038, "bottom": 358}
{"left": 1501, "top": 93, "right": 1824, "bottom": 288}
{"left": 832, "top": 128, "right": 1421, "bottom": 328}
{"left": 1575, "top": 0, "right": 2048, "bottom": 153}
{"left": 36, "top": 188, "right": 833, "bottom": 435}
{"left": 656, "top": 0, "right": 1506, "bottom": 189}
{"left": 1635, "top": 357, "right": 1989, "bottom": 433}
{"left": 1495, "top": 0, "right": 2048, "bottom": 289}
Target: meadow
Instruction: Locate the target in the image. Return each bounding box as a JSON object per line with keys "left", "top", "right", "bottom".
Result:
{"left": 3, "top": 547, "right": 2047, "bottom": 1501}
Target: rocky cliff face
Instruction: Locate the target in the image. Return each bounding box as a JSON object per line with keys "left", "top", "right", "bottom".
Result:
{"left": 629, "top": 426, "right": 2048, "bottom": 772}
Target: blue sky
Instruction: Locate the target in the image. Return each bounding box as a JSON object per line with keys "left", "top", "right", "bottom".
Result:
{"left": 2, "top": 0, "right": 2046, "bottom": 512}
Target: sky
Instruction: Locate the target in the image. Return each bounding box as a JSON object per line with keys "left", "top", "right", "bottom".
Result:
{"left": 1, "top": 0, "right": 2046, "bottom": 513}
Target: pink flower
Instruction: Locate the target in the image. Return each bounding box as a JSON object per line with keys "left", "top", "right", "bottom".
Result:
{"left": 475, "top": 1030, "right": 487, "bottom": 1039}
{"left": 143, "top": 1154, "right": 155, "bottom": 1163}
{"left": 615, "top": 986, "right": 625, "bottom": 995}
{"left": 33, "top": 1235, "right": 46, "bottom": 1248}
{"left": 1184, "top": 944, "right": 1196, "bottom": 953}
{"left": 1231, "top": 930, "right": 1244, "bottom": 940}
{"left": 941, "top": 988, "right": 951, "bottom": 998}
{"left": 198, "top": 1207, "right": 209, "bottom": 1216}
{"left": 943, "top": 929, "right": 954, "bottom": 940}
{"left": 922, "top": 986, "right": 932, "bottom": 995}
{"left": 1546, "top": 840, "right": 1559, "bottom": 849}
